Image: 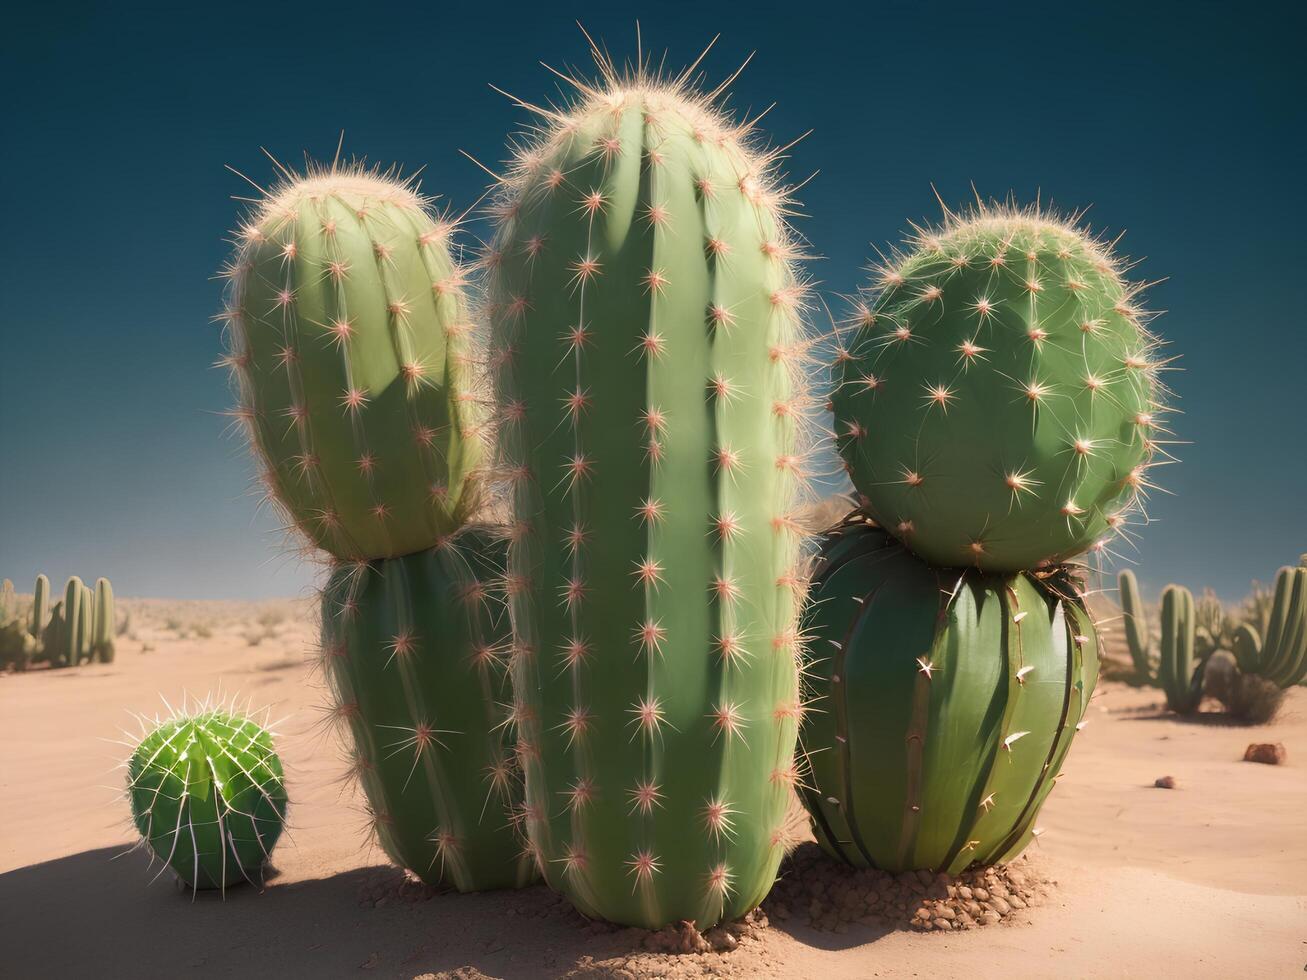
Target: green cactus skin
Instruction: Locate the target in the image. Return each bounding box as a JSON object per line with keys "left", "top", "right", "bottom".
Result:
{"left": 127, "top": 704, "right": 287, "bottom": 892}
{"left": 486, "top": 70, "right": 811, "bottom": 928}
{"left": 799, "top": 517, "right": 1099, "bottom": 873}
{"left": 321, "top": 530, "right": 537, "bottom": 892}
{"left": 832, "top": 205, "right": 1167, "bottom": 572}
{"left": 92, "top": 577, "right": 116, "bottom": 663}
{"left": 31, "top": 573, "right": 49, "bottom": 639}
{"left": 0, "top": 579, "right": 14, "bottom": 624}
{"left": 60, "top": 577, "right": 83, "bottom": 668}
{"left": 77, "top": 582, "right": 94, "bottom": 664}
{"left": 1118, "top": 569, "right": 1154, "bottom": 683}
{"left": 221, "top": 167, "right": 484, "bottom": 561}
{"left": 1158, "top": 584, "right": 1204, "bottom": 714}
{"left": 1231, "top": 566, "right": 1307, "bottom": 689}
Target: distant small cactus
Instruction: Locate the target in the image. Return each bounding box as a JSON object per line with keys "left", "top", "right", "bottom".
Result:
{"left": 126, "top": 701, "right": 287, "bottom": 893}
{"left": 833, "top": 202, "right": 1169, "bottom": 571}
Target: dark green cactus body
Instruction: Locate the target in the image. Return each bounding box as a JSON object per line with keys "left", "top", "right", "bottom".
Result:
{"left": 31, "top": 573, "right": 49, "bottom": 639}
{"left": 92, "top": 577, "right": 116, "bottom": 663}
{"left": 1118, "top": 569, "right": 1154, "bottom": 683}
{"left": 225, "top": 171, "right": 483, "bottom": 561}
{"left": 1157, "top": 584, "right": 1204, "bottom": 713}
{"left": 488, "top": 84, "right": 808, "bottom": 927}
{"left": 127, "top": 708, "right": 287, "bottom": 891}
{"left": 60, "top": 577, "right": 83, "bottom": 667}
{"left": 832, "top": 210, "right": 1163, "bottom": 571}
{"left": 321, "top": 531, "right": 537, "bottom": 892}
{"left": 1232, "top": 566, "right": 1307, "bottom": 689}
{"left": 800, "top": 518, "right": 1098, "bottom": 872}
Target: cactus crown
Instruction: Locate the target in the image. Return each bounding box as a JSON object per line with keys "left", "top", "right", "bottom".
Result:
{"left": 833, "top": 199, "right": 1173, "bottom": 571}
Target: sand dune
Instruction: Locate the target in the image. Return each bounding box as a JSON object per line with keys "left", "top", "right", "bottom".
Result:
{"left": 1, "top": 603, "right": 1303, "bottom": 978}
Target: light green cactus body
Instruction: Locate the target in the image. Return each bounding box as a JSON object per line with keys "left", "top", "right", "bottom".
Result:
{"left": 92, "top": 577, "right": 116, "bottom": 663}
{"left": 31, "top": 574, "right": 49, "bottom": 639}
{"left": 127, "top": 705, "right": 287, "bottom": 891}
{"left": 1232, "top": 566, "right": 1307, "bottom": 689}
{"left": 1118, "top": 569, "right": 1154, "bottom": 683}
{"left": 222, "top": 169, "right": 484, "bottom": 561}
{"left": 320, "top": 531, "right": 537, "bottom": 892}
{"left": 832, "top": 207, "right": 1165, "bottom": 571}
{"left": 487, "top": 77, "right": 809, "bottom": 928}
{"left": 77, "top": 582, "right": 94, "bottom": 664}
{"left": 1158, "top": 584, "right": 1204, "bottom": 713}
{"left": 799, "top": 517, "right": 1098, "bottom": 872}
{"left": 0, "top": 579, "right": 14, "bottom": 624}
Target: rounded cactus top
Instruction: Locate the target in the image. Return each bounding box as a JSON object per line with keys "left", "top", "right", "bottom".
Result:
{"left": 126, "top": 701, "right": 287, "bottom": 891}
{"left": 221, "top": 164, "right": 485, "bottom": 562}
{"left": 831, "top": 203, "right": 1170, "bottom": 571}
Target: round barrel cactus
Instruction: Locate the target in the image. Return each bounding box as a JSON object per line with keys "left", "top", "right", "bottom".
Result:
{"left": 220, "top": 167, "right": 484, "bottom": 560}
{"left": 831, "top": 206, "right": 1166, "bottom": 571}
{"left": 800, "top": 516, "right": 1098, "bottom": 872}
{"left": 321, "top": 529, "right": 538, "bottom": 892}
{"left": 127, "top": 704, "right": 287, "bottom": 891}
{"left": 486, "top": 66, "right": 811, "bottom": 928}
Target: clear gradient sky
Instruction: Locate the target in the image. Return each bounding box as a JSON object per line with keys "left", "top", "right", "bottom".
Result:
{"left": 1, "top": 1, "right": 1303, "bottom": 600}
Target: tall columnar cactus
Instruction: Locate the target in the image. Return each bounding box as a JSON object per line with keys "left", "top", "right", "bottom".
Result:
{"left": 92, "top": 577, "right": 116, "bottom": 663}
{"left": 832, "top": 204, "right": 1168, "bottom": 571}
{"left": 0, "top": 579, "right": 14, "bottom": 624}
{"left": 77, "top": 581, "right": 94, "bottom": 664}
{"left": 59, "top": 576, "right": 84, "bottom": 667}
{"left": 1231, "top": 566, "right": 1307, "bottom": 689}
{"left": 1118, "top": 569, "right": 1154, "bottom": 683}
{"left": 486, "top": 56, "right": 812, "bottom": 928}
{"left": 31, "top": 573, "right": 49, "bottom": 639}
{"left": 220, "top": 165, "right": 485, "bottom": 561}
{"left": 320, "top": 531, "right": 536, "bottom": 891}
{"left": 799, "top": 517, "right": 1098, "bottom": 872}
{"left": 126, "top": 701, "right": 287, "bottom": 892}
{"left": 1158, "top": 584, "right": 1204, "bottom": 714}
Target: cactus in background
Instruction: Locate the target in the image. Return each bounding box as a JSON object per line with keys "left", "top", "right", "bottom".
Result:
{"left": 832, "top": 203, "right": 1168, "bottom": 571}
{"left": 0, "top": 579, "right": 14, "bottom": 624}
{"left": 320, "top": 531, "right": 536, "bottom": 891}
{"left": 1158, "top": 584, "right": 1205, "bottom": 714}
{"left": 219, "top": 164, "right": 485, "bottom": 561}
{"left": 31, "top": 573, "right": 49, "bottom": 639}
{"left": 58, "top": 577, "right": 84, "bottom": 667}
{"left": 76, "top": 581, "right": 94, "bottom": 664}
{"left": 92, "top": 577, "right": 116, "bottom": 663}
{"left": 1117, "top": 570, "right": 1154, "bottom": 684}
{"left": 126, "top": 700, "right": 287, "bottom": 892}
{"left": 486, "top": 51, "right": 812, "bottom": 928}
{"left": 799, "top": 517, "right": 1098, "bottom": 872}
{"left": 1231, "top": 566, "right": 1307, "bottom": 689}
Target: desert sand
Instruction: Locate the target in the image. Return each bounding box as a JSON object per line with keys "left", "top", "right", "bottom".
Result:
{"left": 1, "top": 600, "right": 1304, "bottom": 979}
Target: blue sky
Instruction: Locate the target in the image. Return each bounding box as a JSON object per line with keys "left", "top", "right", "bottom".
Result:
{"left": 1, "top": 1, "right": 1302, "bottom": 600}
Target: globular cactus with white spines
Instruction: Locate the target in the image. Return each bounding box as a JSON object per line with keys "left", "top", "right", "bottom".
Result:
{"left": 832, "top": 203, "right": 1171, "bottom": 571}
{"left": 125, "top": 700, "right": 287, "bottom": 893}
{"left": 1231, "top": 566, "right": 1307, "bottom": 689}
{"left": 485, "top": 48, "right": 815, "bottom": 929}
{"left": 799, "top": 516, "right": 1099, "bottom": 872}
{"left": 320, "top": 530, "right": 537, "bottom": 891}
{"left": 219, "top": 164, "right": 485, "bottom": 562}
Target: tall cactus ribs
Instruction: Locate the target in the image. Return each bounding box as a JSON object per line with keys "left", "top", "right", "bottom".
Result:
{"left": 485, "top": 47, "right": 815, "bottom": 928}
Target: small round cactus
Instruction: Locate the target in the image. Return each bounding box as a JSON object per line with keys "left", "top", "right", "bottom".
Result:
{"left": 126, "top": 702, "right": 287, "bottom": 893}
{"left": 832, "top": 203, "right": 1169, "bottom": 571}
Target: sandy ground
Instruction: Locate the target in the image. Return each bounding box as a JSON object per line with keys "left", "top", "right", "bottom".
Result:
{"left": 1, "top": 603, "right": 1304, "bottom": 979}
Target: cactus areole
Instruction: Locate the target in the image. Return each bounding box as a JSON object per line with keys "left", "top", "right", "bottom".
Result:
{"left": 127, "top": 705, "right": 287, "bottom": 892}
{"left": 486, "top": 55, "right": 812, "bottom": 929}
{"left": 221, "top": 168, "right": 484, "bottom": 561}
{"left": 832, "top": 206, "right": 1168, "bottom": 571}
{"left": 800, "top": 516, "right": 1099, "bottom": 873}
{"left": 320, "top": 530, "right": 538, "bottom": 892}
